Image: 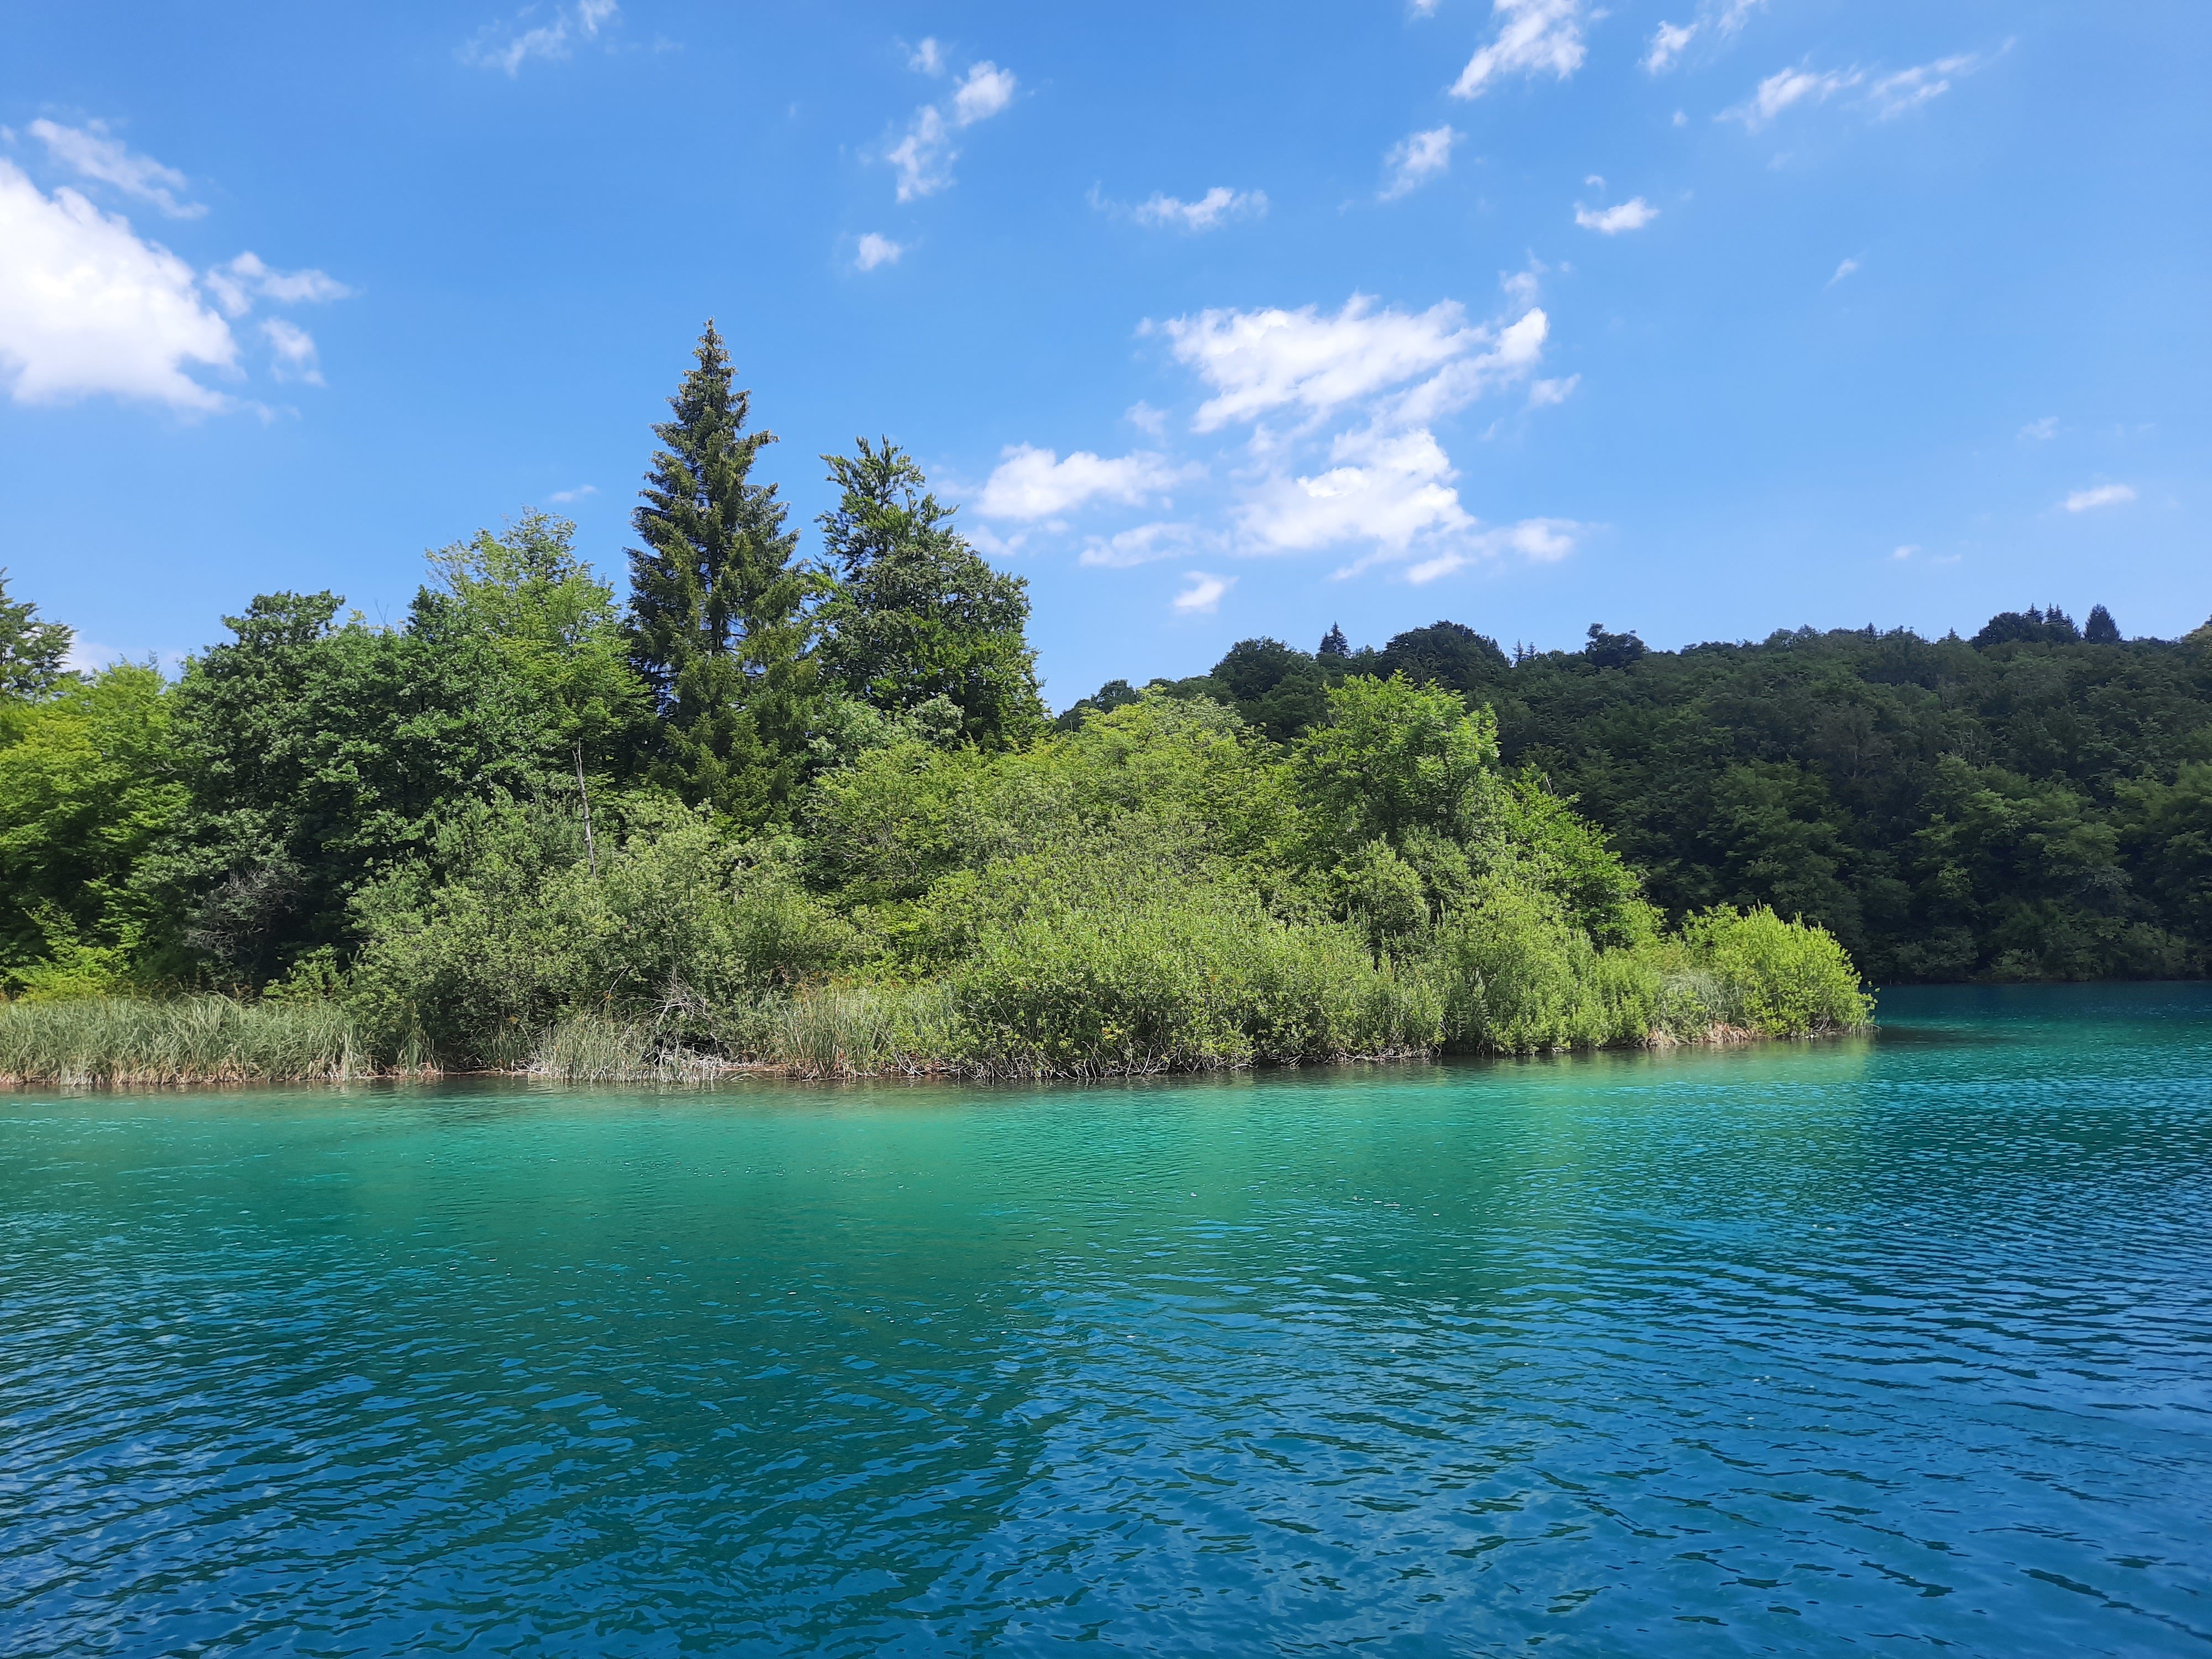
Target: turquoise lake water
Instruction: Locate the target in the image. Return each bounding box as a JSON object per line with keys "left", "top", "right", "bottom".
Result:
{"left": 3, "top": 985, "right": 2208, "bottom": 1656}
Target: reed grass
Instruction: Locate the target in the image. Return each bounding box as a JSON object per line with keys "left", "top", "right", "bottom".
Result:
{"left": 0, "top": 995, "right": 376, "bottom": 1087}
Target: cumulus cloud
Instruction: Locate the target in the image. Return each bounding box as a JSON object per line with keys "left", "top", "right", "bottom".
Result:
{"left": 1132, "top": 187, "right": 1268, "bottom": 231}
{"left": 1241, "top": 426, "right": 1473, "bottom": 555}
{"left": 1381, "top": 126, "right": 1459, "bottom": 200}
{"left": 204, "top": 252, "right": 351, "bottom": 317}
{"left": 1451, "top": 0, "right": 1588, "bottom": 100}
{"left": 1172, "top": 572, "right": 1232, "bottom": 614}
{"left": 2064, "top": 484, "right": 2135, "bottom": 512}
{"left": 0, "top": 159, "right": 236, "bottom": 409}
{"left": 974, "top": 445, "right": 1189, "bottom": 521}
{"left": 461, "top": 0, "right": 620, "bottom": 75}
{"left": 1125, "top": 400, "right": 1167, "bottom": 437}
{"left": 1528, "top": 374, "right": 1578, "bottom": 408}
{"left": 28, "top": 119, "right": 203, "bottom": 218}
{"left": 1574, "top": 197, "right": 1658, "bottom": 233}
{"left": 854, "top": 232, "right": 905, "bottom": 271}
{"left": 908, "top": 36, "right": 946, "bottom": 75}
{"left": 886, "top": 56, "right": 1018, "bottom": 201}
{"left": 1724, "top": 64, "right": 1863, "bottom": 130}
{"left": 1402, "top": 519, "right": 1582, "bottom": 583}
{"left": 1643, "top": 0, "right": 1762, "bottom": 73}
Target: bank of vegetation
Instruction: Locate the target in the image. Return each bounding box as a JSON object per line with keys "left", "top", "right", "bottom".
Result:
{"left": 0, "top": 326, "right": 1908, "bottom": 1083}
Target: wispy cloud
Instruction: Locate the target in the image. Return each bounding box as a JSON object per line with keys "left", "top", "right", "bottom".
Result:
{"left": 204, "top": 252, "right": 351, "bottom": 317}
{"left": 2018, "top": 416, "right": 2057, "bottom": 441}
{"left": 2064, "top": 483, "right": 2135, "bottom": 512}
{"left": 1723, "top": 63, "right": 1863, "bottom": 130}
{"left": 1643, "top": 0, "right": 1762, "bottom": 74}
{"left": 1574, "top": 197, "right": 1657, "bottom": 234}
{"left": 28, "top": 119, "right": 203, "bottom": 218}
{"left": 887, "top": 58, "right": 1018, "bottom": 201}
{"left": 461, "top": 0, "right": 620, "bottom": 76}
{"left": 1528, "top": 374, "right": 1578, "bottom": 408}
{"left": 548, "top": 484, "right": 597, "bottom": 503}
{"left": 260, "top": 317, "right": 322, "bottom": 384}
{"left": 1172, "top": 572, "right": 1232, "bottom": 614}
{"left": 1867, "top": 50, "right": 1994, "bottom": 118}
{"left": 1451, "top": 0, "right": 1589, "bottom": 98}
{"left": 1132, "top": 187, "right": 1268, "bottom": 232}
{"left": 854, "top": 232, "right": 905, "bottom": 271}
{"left": 1828, "top": 256, "right": 1860, "bottom": 286}
{"left": 907, "top": 36, "right": 946, "bottom": 75}
{"left": 1381, "top": 126, "right": 1460, "bottom": 200}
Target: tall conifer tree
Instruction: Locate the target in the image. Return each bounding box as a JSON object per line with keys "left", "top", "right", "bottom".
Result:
{"left": 626, "top": 323, "right": 820, "bottom": 822}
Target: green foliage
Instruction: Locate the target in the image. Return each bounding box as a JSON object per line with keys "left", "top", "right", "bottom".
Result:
{"left": 155, "top": 590, "right": 557, "bottom": 982}
{"left": 0, "top": 665, "right": 185, "bottom": 992}
{"left": 422, "top": 509, "right": 651, "bottom": 772}
{"left": 1293, "top": 674, "right": 1498, "bottom": 853}
{"left": 346, "top": 797, "right": 857, "bottom": 1068}
{"left": 1666, "top": 906, "right": 1874, "bottom": 1035}
{"left": 625, "top": 322, "right": 823, "bottom": 824}
{"left": 0, "top": 568, "right": 72, "bottom": 698}
{"left": 816, "top": 439, "right": 1044, "bottom": 748}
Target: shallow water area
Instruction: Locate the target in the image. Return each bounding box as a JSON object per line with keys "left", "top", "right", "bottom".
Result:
{"left": 3, "top": 984, "right": 2209, "bottom": 1655}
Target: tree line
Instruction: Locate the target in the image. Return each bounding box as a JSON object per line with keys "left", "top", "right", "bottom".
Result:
{"left": 0, "top": 322, "right": 1901, "bottom": 1077}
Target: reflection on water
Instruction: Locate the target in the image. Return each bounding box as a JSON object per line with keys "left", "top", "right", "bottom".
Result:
{"left": 3, "top": 984, "right": 2208, "bottom": 1655}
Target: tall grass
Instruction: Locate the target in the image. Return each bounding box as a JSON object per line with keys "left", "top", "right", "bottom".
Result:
{"left": 0, "top": 995, "right": 375, "bottom": 1087}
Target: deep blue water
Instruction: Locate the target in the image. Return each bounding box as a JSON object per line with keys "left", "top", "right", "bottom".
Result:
{"left": 2, "top": 984, "right": 2209, "bottom": 1656}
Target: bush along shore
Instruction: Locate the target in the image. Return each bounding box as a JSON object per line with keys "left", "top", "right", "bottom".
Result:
{"left": 0, "top": 325, "right": 1868, "bottom": 1086}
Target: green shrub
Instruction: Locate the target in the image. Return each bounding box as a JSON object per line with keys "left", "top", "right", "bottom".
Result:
{"left": 1424, "top": 875, "right": 1655, "bottom": 1054}
{"left": 1672, "top": 905, "right": 1873, "bottom": 1034}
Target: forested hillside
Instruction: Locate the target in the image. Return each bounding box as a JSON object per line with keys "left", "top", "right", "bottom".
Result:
{"left": 1065, "top": 609, "right": 2212, "bottom": 983}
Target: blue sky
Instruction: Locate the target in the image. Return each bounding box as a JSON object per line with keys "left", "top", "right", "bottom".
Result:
{"left": 2, "top": 1, "right": 2205, "bottom": 705}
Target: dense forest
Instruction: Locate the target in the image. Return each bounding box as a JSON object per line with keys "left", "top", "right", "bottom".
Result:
{"left": 24, "top": 320, "right": 2146, "bottom": 1083}
{"left": 1068, "top": 604, "right": 2212, "bottom": 984}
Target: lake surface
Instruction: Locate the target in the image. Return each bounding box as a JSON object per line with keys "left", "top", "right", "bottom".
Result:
{"left": 3, "top": 985, "right": 2209, "bottom": 1656}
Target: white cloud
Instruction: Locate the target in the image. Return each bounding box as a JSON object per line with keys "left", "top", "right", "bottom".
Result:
{"left": 1724, "top": 65, "right": 1863, "bottom": 130}
{"left": 28, "top": 119, "right": 203, "bottom": 219}
{"left": 1381, "top": 126, "right": 1459, "bottom": 200}
{"left": 1402, "top": 518, "right": 1582, "bottom": 582}
{"left": 1125, "top": 400, "right": 1167, "bottom": 437}
{"left": 1643, "top": 0, "right": 1762, "bottom": 73}
{"left": 1451, "top": 0, "right": 1588, "bottom": 100}
{"left": 951, "top": 62, "right": 1017, "bottom": 126}
{"left": 974, "top": 444, "right": 1188, "bottom": 520}
{"left": 886, "top": 56, "right": 1016, "bottom": 202}
{"left": 1868, "top": 52, "right": 1987, "bottom": 119}
{"left": 1643, "top": 22, "right": 1696, "bottom": 74}
{"left": 1381, "top": 306, "right": 1547, "bottom": 426}
{"left": 1164, "top": 294, "right": 1537, "bottom": 432}
{"left": 854, "top": 232, "right": 905, "bottom": 271}
{"left": 1172, "top": 572, "right": 1232, "bottom": 614}
{"left": 261, "top": 317, "right": 322, "bottom": 384}
{"left": 1408, "top": 0, "right": 1441, "bottom": 15}
{"left": 1081, "top": 521, "right": 1208, "bottom": 568}
{"left": 462, "top": 0, "right": 620, "bottom": 75}
{"left": 204, "top": 252, "right": 351, "bottom": 318}
{"left": 1527, "top": 374, "right": 1578, "bottom": 408}
{"left": 908, "top": 36, "right": 946, "bottom": 75}
{"left": 1891, "top": 544, "right": 1917, "bottom": 559}
{"left": 2018, "top": 416, "right": 2057, "bottom": 441}
{"left": 1827, "top": 256, "right": 1860, "bottom": 286}
{"left": 2063, "top": 484, "right": 2135, "bottom": 513}
{"left": 1241, "top": 426, "right": 1473, "bottom": 555}
{"left": 1574, "top": 197, "right": 1658, "bottom": 234}
{"left": 1133, "top": 187, "right": 1268, "bottom": 231}
{"left": 0, "top": 159, "right": 237, "bottom": 410}
{"left": 548, "top": 484, "right": 597, "bottom": 503}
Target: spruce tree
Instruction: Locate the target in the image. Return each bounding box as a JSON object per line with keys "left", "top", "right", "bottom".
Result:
{"left": 626, "top": 323, "right": 821, "bottom": 822}
{"left": 816, "top": 439, "right": 1043, "bottom": 748}
{"left": 2085, "top": 603, "right": 2122, "bottom": 644}
{"left": 1318, "top": 623, "right": 1349, "bottom": 658}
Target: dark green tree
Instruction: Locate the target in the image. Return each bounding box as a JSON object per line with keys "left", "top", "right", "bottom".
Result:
{"left": 2084, "top": 604, "right": 2122, "bottom": 644}
{"left": 1318, "top": 623, "right": 1349, "bottom": 658}
{"left": 626, "top": 322, "right": 821, "bottom": 822}
{"left": 0, "top": 569, "right": 74, "bottom": 699}
{"left": 1375, "top": 620, "right": 1509, "bottom": 697}
{"left": 815, "top": 438, "right": 1043, "bottom": 748}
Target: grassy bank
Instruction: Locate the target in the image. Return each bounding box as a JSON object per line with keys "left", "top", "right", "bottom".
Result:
{"left": 0, "top": 903, "right": 1869, "bottom": 1087}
